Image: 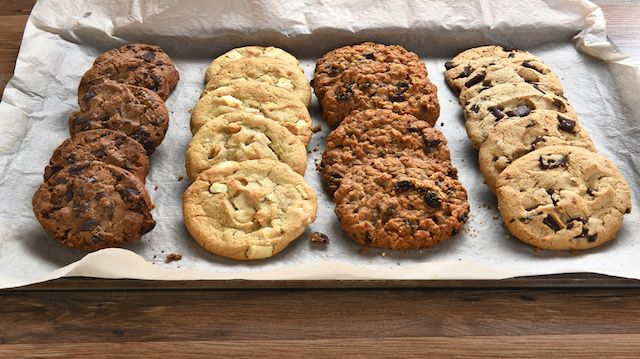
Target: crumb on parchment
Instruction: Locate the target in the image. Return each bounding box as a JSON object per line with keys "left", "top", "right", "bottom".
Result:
{"left": 310, "top": 231, "right": 329, "bottom": 244}
{"left": 165, "top": 253, "right": 182, "bottom": 263}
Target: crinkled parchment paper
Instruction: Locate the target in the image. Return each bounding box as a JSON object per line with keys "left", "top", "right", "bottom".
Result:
{"left": 0, "top": 0, "right": 638, "bottom": 288}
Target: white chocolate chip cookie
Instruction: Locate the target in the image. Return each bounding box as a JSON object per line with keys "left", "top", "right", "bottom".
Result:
{"left": 205, "top": 46, "right": 301, "bottom": 84}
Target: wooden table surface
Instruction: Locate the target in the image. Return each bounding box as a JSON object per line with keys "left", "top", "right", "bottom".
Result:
{"left": 1, "top": 1, "right": 639, "bottom": 357}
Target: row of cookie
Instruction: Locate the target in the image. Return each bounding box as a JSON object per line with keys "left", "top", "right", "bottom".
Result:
{"left": 183, "top": 46, "right": 317, "bottom": 260}
{"left": 315, "top": 43, "right": 469, "bottom": 250}
{"left": 445, "top": 45, "right": 631, "bottom": 251}
{"left": 33, "top": 44, "right": 180, "bottom": 251}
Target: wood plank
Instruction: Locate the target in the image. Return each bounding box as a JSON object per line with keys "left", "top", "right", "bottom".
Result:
{"left": 0, "top": 0, "right": 35, "bottom": 16}
{"left": 2, "top": 289, "right": 640, "bottom": 344}
{"left": 2, "top": 335, "right": 640, "bottom": 358}
{"left": 599, "top": 4, "right": 640, "bottom": 63}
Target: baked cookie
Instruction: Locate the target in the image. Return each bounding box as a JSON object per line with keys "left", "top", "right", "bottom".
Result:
{"left": 496, "top": 145, "right": 631, "bottom": 251}
{"left": 33, "top": 161, "right": 155, "bottom": 251}
{"left": 205, "top": 46, "right": 301, "bottom": 84}
{"left": 322, "top": 62, "right": 440, "bottom": 128}
{"left": 321, "top": 109, "right": 452, "bottom": 193}
{"left": 190, "top": 81, "right": 312, "bottom": 144}
{"left": 479, "top": 110, "right": 595, "bottom": 192}
{"left": 78, "top": 44, "right": 179, "bottom": 101}
{"left": 457, "top": 60, "right": 564, "bottom": 106}
{"left": 44, "top": 129, "right": 150, "bottom": 182}
{"left": 463, "top": 82, "right": 576, "bottom": 149}
{"left": 69, "top": 81, "right": 170, "bottom": 154}
{"left": 334, "top": 156, "right": 469, "bottom": 250}
{"left": 313, "top": 42, "right": 427, "bottom": 102}
{"left": 186, "top": 112, "right": 307, "bottom": 180}
{"left": 204, "top": 57, "right": 311, "bottom": 107}
{"left": 183, "top": 159, "right": 317, "bottom": 260}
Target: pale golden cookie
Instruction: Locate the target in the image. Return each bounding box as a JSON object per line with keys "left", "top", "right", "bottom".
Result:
{"left": 183, "top": 159, "right": 317, "bottom": 260}
{"left": 205, "top": 46, "right": 301, "bottom": 84}
{"left": 185, "top": 112, "right": 307, "bottom": 180}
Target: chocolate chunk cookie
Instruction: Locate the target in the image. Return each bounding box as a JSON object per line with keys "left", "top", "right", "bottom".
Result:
{"left": 321, "top": 109, "right": 452, "bottom": 194}
{"left": 463, "top": 82, "right": 576, "bottom": 149}
{"left": 479, "top": 110, "right": 595, "bottom": 193}
{"left": 322, "top": 61, "right": 440, "bottom": 128}
{"left": 314, "top": 42, "right": 427, "bottom": 102}
{"left": 69, "top": 81, "right": 170, "bottom": 154}
{"left": 334, "top": 156, "right": 469, "bottom": 250}
{"left": 44, "top": 129, "right": 150, "bottom": 182}
{"left": 78, "top": 44, "right": 179, "bottom": 102}
{"left": 33, "top": 161, "right": 156, "bottom": 251}
{"left": 205, "top": 46, "right": 301, "bottom": 84}
{"left": 496, "top": 146, "right": 631, "bottom": 251}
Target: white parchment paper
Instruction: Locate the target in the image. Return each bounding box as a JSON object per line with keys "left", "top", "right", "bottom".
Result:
{"left": 0, "top": 0, "right": 638, "bottom": 289}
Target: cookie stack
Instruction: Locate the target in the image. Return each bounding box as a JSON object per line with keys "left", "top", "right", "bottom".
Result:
{"left": 33, "top": 44, "right": 179, "bottom": 250}
{"left": 316, "top": 43, "right": 470, "bottom": 250}
{"left": 183, "top": 46, "right": 317, "bottom": 261}
{"left": 445, "top": 45, "right": 631, "bottom": 250}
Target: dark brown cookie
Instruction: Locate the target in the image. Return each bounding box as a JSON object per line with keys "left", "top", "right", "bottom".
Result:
{"left": 334, "top": 156, "right": 469, "bottom": 250}
{"left": 33, "top": 161, "right": 156, "bottom": 251}
{"left": 314, "top": 42, "right": 427, "bottom": 102}
{"left": 44, "top": 129, "right": 150, "bottom": 182}
{"left": 69, "top": 81, "right": 169, "bottom": 154}
{"left": 321, "top": 109, "right": 452, "bottom": 194}
{"left": 78, "top": 43, "right": 179, "bottom": 101}
{"left": 321, "top": 61, "right": 440, "bottom": 128}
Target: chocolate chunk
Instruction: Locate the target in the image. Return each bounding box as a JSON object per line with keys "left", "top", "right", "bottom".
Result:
{"left": 539, "top": 154, "right": 568, "bottom": 169}
{"left": 464, "top": 73, "right": 485, "bottom": 88}
{"left": 395, "top": 180, "right": 413, "bottom": 192}
{"left": 407, "top": 127, "right": 420, "bottom": 133}
{"left": 488, "top": 106, "right": 504, "bottom": 120}
{"left": 557, "top": 115, "right": 576, "bottom": 133}
{"left": 510, "top": 105, "right": 531, "bottom": 117}
{"left": 522, "top": 60, "right": 542, "bottom": 73}
{"left": 543, "top": 215, "right": 561, "bottom": 231}
{"left": 423, "top": 190, "right": 441, "bottom": 208}
{"left": 470, "top": 104, "right": 480, "bottom": 113}
{"left": 142, "top": 51, "right": 155, "bottom": 62}
{"left": 388, "top": 93, "right": 406, "bottom": 102}
{"left": 79, "top": 219, "right": 98, "bottom": 232}
{"left": 444, "top": 61, "right": 454, "bottom": 70}
{"left": 364, "top": 53, "right": 375, "bottom": 60}
{"left": 455, "top": 66, "right": 472, "bottom": 79}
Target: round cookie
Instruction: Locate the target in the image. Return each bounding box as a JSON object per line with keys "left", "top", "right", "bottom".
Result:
{"left": 183, "top": 159, "right": 317, "bottom": 260}
{"left": 44, "top": 129, "right": 150, "bottom": 182}
{"left": 190, "top": 81, "right": 312, "bottom": 144}
{"left": 321, "top": 61, "right": 440, "bottom": 128}
{"left": 334, "top": 156, "right": 469, "bottom": 250}
{"left": 69, "top": 81, "right": 170, "bottom": 154}
{"left": 33, "top": 161, "right": 156, "bottom": 251}
{"left": 78, "top": 43, "right": 179, "bottom": 101}
{"left": 496, "top": 146, "right": 631, "bottom": 251}
{"left": 314, "top": 42, "right": 427, "bottom": 102}
{"left": 204, "top": 57, "right": 311, "bottom": 107}
{"left": 464, "top": 82, "right": 576, "bottom": 149}
{"left": 186, "top": 112, "right": 308, "bottom": 180}
{"left": 321, "top": 109, "right": 452, "bottom": 194}
{"left": 479, "top": 110, "right": 595, "bottom": 193}
{"left": 205, "top": 46, "right": 301, "bottom": 84}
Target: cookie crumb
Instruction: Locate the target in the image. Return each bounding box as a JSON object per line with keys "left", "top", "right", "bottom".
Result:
{"left": 312, "top": 124, "right": 322, "bottom": 133}
{"left": 154, "top": 185, "right": 159, "bottom": 191}
{"left": 165, "top": 253, "right": 182, "bottom": 263}
{"left": 310, "top": 231, "right": 329, "bottom": 244}
{"left": 381, "top": 251, "right": 386, "bottom": 257}
{"left": 177, "top": 175, "right": 184, "bottom": 181}
{"left": 359, "top": 248, "right": 368, "bottom": 255}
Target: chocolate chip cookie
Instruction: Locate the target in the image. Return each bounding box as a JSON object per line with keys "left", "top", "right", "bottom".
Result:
{"left": 44, "top": 129, "right": 150, "bottom": 182}
{"left": 186, "top": 112, "right": 307, "bottom": 180}
{"left": 33, "top": 161, "right": 156, "bottom": 251}
{"left": 78, "top": 43, "right": 179, "bottom": 101}
{"left": 190, "top": 81, "right": 312, "bottom": 144}
{"left": 321, "top": 61, "right": 440, "bottom": 128}
{"left": 496, "top": 145, "right": 631, "bottom": 251}
{"left": 313, "top": 42, "right": 427, "bottom": 102}
{"left": 479, "top": 110, "right": 595, "bottom": 192}
{"left": 321, "top": 109, "right": 452, "bottom": 194}
{"left": 182, "top": 159, "right": 317, "bottom": 260}
{"left": 69, "top": 81, "right": 170, "bottom": 154}
{"left": 204, "top": 57, "right": 311, "bottom": 107}
{"left": 205, "top": 46, "right": 301, "bottom": 84}
{"left": 464, "top": 82, "right": 576, "bottom": 149}
{"left": 334, "top": 156, "right": 469, "bottom": 250}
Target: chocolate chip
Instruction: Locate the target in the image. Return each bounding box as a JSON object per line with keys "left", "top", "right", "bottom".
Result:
{"left": 464, "top": 73, "right": 485, "bottom": 88}
{"left": 79, "top": 219, "right": 98, "bottom": 232}
{"left": 508, "top": 53, "right": 515, "bottom": 58}
{"left": 522, "top": 60, "right": 543, "bottom": 73}
{"left": 142, "top": 51, "right": 155, "bottom": 62}
{"left": 444, "top": 61, "right": 454, "bottom": 70}
{"left": 423, "top": 191, "right": 441, "bottom": 208}
{"left": 364, "top": 53, "right": 375, "bottom": 60}
{"left": 41, "top": 210, "right": 51, "bottom": 219}
{"left": 503, "top": 46, "right": 518, "bottom": 52}
{"left": 127, "top": 66, "right": 138, "bottom": 72}
{"left": 92, "top": 146, "right": 107, "bottom": 158}
{"left": 531, "top": 136, "right": 546, "bottom": 150}
{"left": 65, "top": 187, "right": 74, "bottom": 201}
{"left": 510, "top": 105, "right": 531, "bottom": 117}
{"left": 96, "top": 191, "right": 105, "bottom": 200}
{"left": 326, "top": 65, "right": 339, "bottom": 76}
{"left": 586, "top": 187, "right": 594, "bottom": 196}
{"left": 479, "top": 86, "right": 491, "bottom": 93}
{"left": 156, "top": 61, "right": 165, "bottom": 66}
{"left": 359, "top": 82, "right": 372, "bottom": 91}
{"left": 83, "top": 90, "right": 97, "bottom": 103}
{"left": 68, "top": 166, "right": 82, "bottom": 176}
{"left": 72, "top": 114, "right": 91, "bottom": 129}
{"left": 543, "top": 215, "right": 561, "bottom": 231}
{"left": 455, "top": 66, "right": 472, "bottom": 79}
{"left": 557, "top": 115, "right": 576, "bottom": 133}
{"left": 388, "top": 93, "right": 405, "bottom": 102}
{"left": 120, "top": 187, "right": 140, "bottom": 199}
{"left": 336, "top": 92, "right": 351, "bottom": 101}
{"left": 395, "top": 180, "right": 413, "bottom": 192}
{"left": 151, "top": 74, "right": 161, "bottom": 85}
{"left": 488, "top": 106, "right": 504, "bottom": 120}
{"left": 625, "top": 208, "right": 631, "bottom": 214}
{"left": 470, "top": 104, "right": 480, "bottom": 113}
{"left": 567, "top": 222, "right": 574, "bottom": 229}
{"left": 447, "top": 168, "right": 458, "bottom": 179}
{"left": 396, "top": 81, "right": 409, "bottom": 91}
{"left": 407, "top": 127, "right": 420, "bottom": 133}
{"left": 539, "top": 154, "right": 568, "bottom": 169}
{"left": 73, "top": 202, "right": 89, "bottom": 215}
{"left": 552, "top": 98, "right": 565, "bottom": 110}
{"left": 587, "top": 234, "right": 598, "bottom": 242}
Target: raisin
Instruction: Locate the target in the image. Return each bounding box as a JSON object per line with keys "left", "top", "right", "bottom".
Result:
{"left": 79, "top": 219, "right": 98, "bottom": 232}
{"left": 423, "top": 190, "right": 441, "bottom": 208}
{"left": 388, "top": 93, "right": 405, "bottom": 102}
{"left": 396, "top": 81, "right": 409, "bottom": 91}
{"left": 423, "top": 138, "right": 442, "bottom": 153}
{"left": 364, "top": 53, "right": 375, "bottom": 60}
{"left": 395, "top": 180, "right": 413, "bottom": 191}
{"left": 407, "top": 127, "right": 420, "bottom": 133}
{"left": 406, "top": 220, "right": 418, "bottom": 234}
{"left": 557, "top": 115, "right": 576, "bottom": 133}
{"left": 458, "top": 213, "right": 468, "bottom": 222}
{"left": 326, "top": 65, "right": 339, "bottom": 76}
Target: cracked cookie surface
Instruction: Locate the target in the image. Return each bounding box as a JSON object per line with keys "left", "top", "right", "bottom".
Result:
{"left": 334, "top": 156, "right": 469, "bottom": 250}
{"left": 496, "top": 145, "right": 631, "bottom": 251}
{"left": 182, "top": 159, "right": 317, "bottom": 260}
{"left": 33, "top": 161, "right": 155, "bottom": 251}
{"left": 205, "top": 46, "right": 301, "bottom": 84}
{"left": 186, "top": 112, "right": 307, "bottom": 180}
